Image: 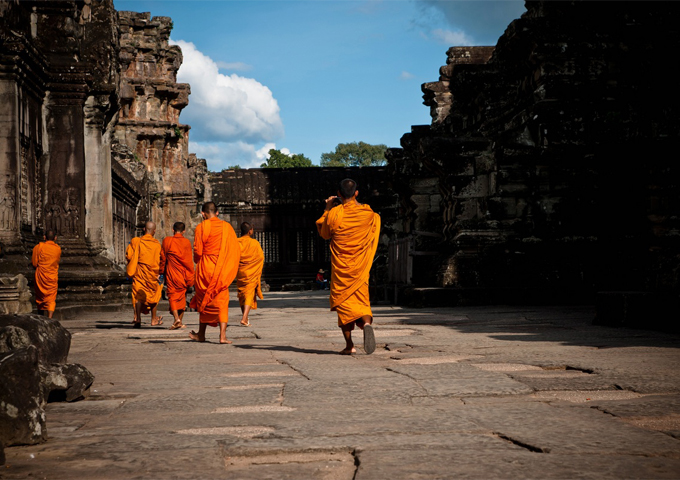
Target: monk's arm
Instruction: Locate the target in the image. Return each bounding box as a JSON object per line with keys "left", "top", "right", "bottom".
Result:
{"left": 159, "top": 240, "right": 168, "bottom": 274}
{"left": 316, "top": 211, "right": 332, "bottom": 240}
{"left": 31, "top": 244, "right": 39, "bottom": 268}
{"left": 125, "top": 241, "right": 134, "bottom": 261}
{"left": 193, "top": 225, "right": 203, "bottom": 264}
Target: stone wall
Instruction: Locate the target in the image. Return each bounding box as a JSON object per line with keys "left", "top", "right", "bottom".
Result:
{"left": 0, "top": 1, "right": 208, "bottom": 312}
{"left": 210, "top": 167, "right": 396, "bottom": 289}
{"left": 115, "top": 11, "right": 208, "bottom": 243}
{"left": 387, "top": 0, "right": 680, "bottom": 316}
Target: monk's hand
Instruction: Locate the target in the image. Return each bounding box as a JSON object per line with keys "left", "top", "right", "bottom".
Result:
{"left": 324, "top": 196, "right": 338, "bottom": 211}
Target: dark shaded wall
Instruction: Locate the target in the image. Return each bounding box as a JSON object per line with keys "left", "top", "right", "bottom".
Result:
{"left": 387, "top": 0, "right": 680, "bottom": 321}
{"left": 210, "top": 167, "right": 396, "bottom": 289}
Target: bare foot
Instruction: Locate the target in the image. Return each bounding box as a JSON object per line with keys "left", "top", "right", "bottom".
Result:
{"left": 169, "top": 321, "right": 183, "bottom": 330}
{"left": 219, "top": 338, "right": 233, "bottom": 344}
{"left": 339, "top": 347, "right": 356, "bottom": 355}
{"left": 151, "top": 316, "right": 163, "bottom": 326}
{"left": 240, "top": 320, "right": 251, "bottom": 327}
{"left": 189, "top": 330, "right": 205, "bottom": 342}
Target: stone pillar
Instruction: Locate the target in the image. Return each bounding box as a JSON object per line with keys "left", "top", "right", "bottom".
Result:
{"left": 0, "top": 78, "right": 20, "bottom": 250}
{"left": 83, "top": 94, "right": 113, "bottom": 256}
{"left": 44, "top": 75, "right": 89, "bottom": 255}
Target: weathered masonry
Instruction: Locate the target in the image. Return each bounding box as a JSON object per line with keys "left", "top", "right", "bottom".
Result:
{"left": 0, "top": 1, "right": 208, "bottom": 313}
{"left": 386, "top": 0, "right": 680, "bottom": 328}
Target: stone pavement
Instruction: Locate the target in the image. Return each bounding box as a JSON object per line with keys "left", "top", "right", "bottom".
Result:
{"left": 2, "top": 291, "right": 680, "bottom": 479}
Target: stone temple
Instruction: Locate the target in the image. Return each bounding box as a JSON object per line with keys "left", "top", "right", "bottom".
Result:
{"left": 1, "top": 0, "right": 679, "bottom": 330}
{"left": 386, "top": 0, "right": 680, "bottom": 328}
{"left": 0, "top": 1, "right": 209, "bottom": 312}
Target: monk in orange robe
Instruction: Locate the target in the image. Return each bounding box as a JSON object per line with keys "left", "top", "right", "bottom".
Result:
{"left": 126, "top": 221, "right": 164, "bottom": 328}
{"left": 236, "top": 222, "right": 264, "bottom": 327}
{"left": 316, "top": 178, "right": 381, "bottom": 355}
{"left": 31, "top": 230, "right": 61, "bottom": 318}
{"left": 160, "top": 221, "right": 195, "bottom": 330}
{"left": 189, "top": 202, "right": 240, "bottom": 344}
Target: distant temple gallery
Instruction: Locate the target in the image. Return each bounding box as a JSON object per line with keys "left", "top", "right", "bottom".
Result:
{"left": 1, "top": 1, "right": 678, "bottom": 329}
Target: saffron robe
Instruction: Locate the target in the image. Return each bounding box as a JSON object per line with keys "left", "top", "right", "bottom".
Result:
{"left": 126, "top": 234, "right": 163, "bottom": 314}
{"left": 237, "top": 236, "right": 264, "bottom": 309}
{"left": 160, "top": 233, "right": 195, "bottom": 312}
{"left": 32, "top": 240, "right": 61, "bottom": 312}
{"left": 189, "top": 217, "right": 239, "bottom": 326}
{"left": 316, "top": 202, "right": 381, "bottom": 326}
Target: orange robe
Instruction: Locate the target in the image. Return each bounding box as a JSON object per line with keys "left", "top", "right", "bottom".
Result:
{"left": 316, "top": 202, "right": 381, "bottom": 326}
{"left": 126, "top": 234, "right": 163, "bottom": 314}
{"left": 189, "top": 217, "right": 240, "bottom": 326}
{"left": 32, "top": 240, "right": 61, "bottom": 312}
{"left": 237, "top": 236, "right": 264, "bottom": 309}
{"left": 160, "top": 233, "right": 195, "bottom": 312}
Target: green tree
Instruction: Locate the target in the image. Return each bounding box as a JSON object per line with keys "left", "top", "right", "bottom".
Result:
{"left": 260, "top": 149, "right": 314, "bottom": 168}
{"left": 320, "top": 142, "right": 388, "bottom": 167}
{"left": 222, "top": 165, "right": 242, "bottom": 171}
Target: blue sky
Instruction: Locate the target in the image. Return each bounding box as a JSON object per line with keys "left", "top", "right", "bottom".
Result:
{"left": 113, "top": 0, "right": 526, "bottom": 170}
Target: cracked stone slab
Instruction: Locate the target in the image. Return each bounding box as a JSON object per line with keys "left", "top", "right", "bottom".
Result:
{"left": 619, "top": 414, "right": 680, "bottom": 433}
{"left": 461, "top": 402, "right": 680, "bottom": 457}
{"left": 419, "top": 377, "right": 534, "bottom": 396}
{"left": 471, "top": 363, "right": 543, "bottom": 372}
{"left": 176, "top": 426, "right": 276, "bottom": 437}
{"left": 212, "top": 405, "right": 296, "bottom": 413}
{"left": 532, "top": 390, "right": 644, "bottom": 403}
{"left": 222, "top": 449, "right": 357, "bottom": 480}
{"left": 221, "top": 371, "right": 299, "bottom": 378}
{"left": 390, "top": 355, "right": 483, "bottom": 365}
{"left": 219, "top": 383, "right": 285, "bottom": 390}
{"left": 354, "top": 448, "right": 680, "bottom": 480}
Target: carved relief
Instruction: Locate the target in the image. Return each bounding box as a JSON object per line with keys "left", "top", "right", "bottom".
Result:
{"left": 0, "top": 176, "right": 17, "bottom": 231}
{"left": 63, "top": 188, "right": 81, "bottom": 237}
{"left": 45, "top": 191, "right": 64, "bottom": 235}
{"left": 45, "top": 188, "right": 82, "bottom": 237}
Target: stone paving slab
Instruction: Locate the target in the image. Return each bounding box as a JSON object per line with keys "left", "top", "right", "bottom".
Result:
{"left": 2, "top": 291, "right": 680, "bottom": 479}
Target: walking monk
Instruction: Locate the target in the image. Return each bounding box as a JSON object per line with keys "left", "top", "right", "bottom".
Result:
{"left": 126, "top": 221, "right": 164, "bottom": 328}
{"left": 316, "top": 178, "right": 381, "bottom": 355}
{"left": 236, "top": 222, "right": 264, "bottom": 327}
{"left": 31, "top": 230, "right": 61, "bottom": 318}
{"left": 160, "top": 222, "right": 195, "bottom": 330}
{"left": 189, "top": 202, "right": 240, "bottom": 344}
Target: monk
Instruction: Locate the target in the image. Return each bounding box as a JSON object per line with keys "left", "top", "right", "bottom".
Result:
{"left": 236, "top": 222, "right": 264, "bottom": 327}
{"left": 126, "top": 221, "right": 164, "bottom": 328}
{"left": 31, "top": 230, "right": 61, "bottom": 318}
{"left": 189, "top": 202, "right": 240, "bottom": 344}
{"left": 160, "top": 221, "right": 195, "bottom": 330}
{"left": 316, "top": 178, "right": 381, "bottom": 355}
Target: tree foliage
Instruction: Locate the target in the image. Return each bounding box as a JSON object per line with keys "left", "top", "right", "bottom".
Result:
{"left": 260, "top": 149, "right": 314, "bottom": 168}
{"left": 222, "top": 165, "right": 241, "bottom": 171}
{"left": 320, "top": 142, "right": 388, "bottom": 167}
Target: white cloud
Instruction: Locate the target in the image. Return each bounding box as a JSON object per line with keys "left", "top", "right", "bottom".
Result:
{"left": 431, "top": 28, "right": 474, "bottom": 46}
{"left": 171, "top": 39, "right": 283, "bottom": 144}
{"left": 190, "top": 141, "right": 275, "bottom": 170}
{"left": 215, "top": 61, "right": 253, "bottom": 72}
{"left": 400, "top": 70, "right": 415, "bottom": 80}
{"left": 190, "top": 141, "right": 303, "bottom": 171}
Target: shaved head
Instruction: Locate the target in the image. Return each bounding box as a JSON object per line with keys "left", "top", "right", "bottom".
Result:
{"left": 145, "top": 221, "right": 156, "bottom": 235}
{"left": 338, "top": 178, "right": 357, "bottom": 199}
{"left": 240, "top": 222, "right": 253, "bottom": 235}
{"left": 202, "top": 202, "right": 217, "bottom": 214}
{"left": 45, "top": 230, "right": 56, "bottom": 241}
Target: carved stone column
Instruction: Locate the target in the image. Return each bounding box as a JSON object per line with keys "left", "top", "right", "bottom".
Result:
{"left": 44, "top": 68, "right": 90, "bottom": 255}
{"left": 83, "top": 93, "right": 114, "bottom": 255}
